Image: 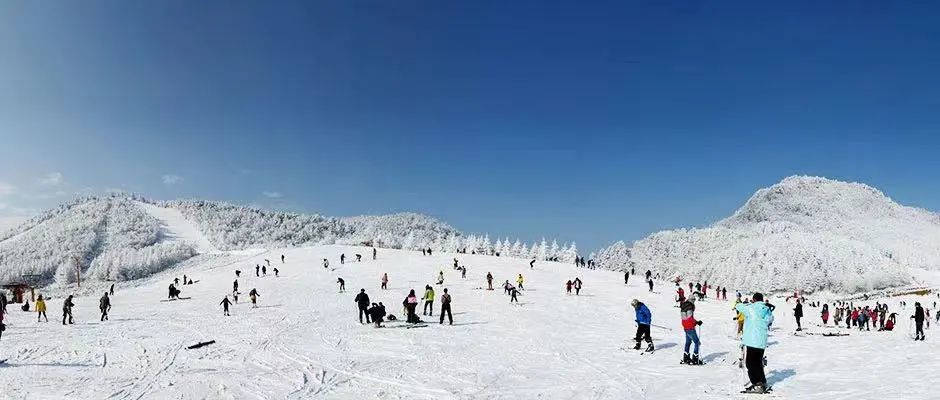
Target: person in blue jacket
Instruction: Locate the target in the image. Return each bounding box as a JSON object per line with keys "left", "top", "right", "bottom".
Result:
{"left": 631, "top": 299, "right": 654, "bottom": 352}
{"left": 735, "top": 292, "right": 775, "bottom": 394}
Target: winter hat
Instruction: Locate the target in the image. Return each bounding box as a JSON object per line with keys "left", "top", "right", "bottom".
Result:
{"left": 630, "top": 299, "right": 639, "bottom": 308}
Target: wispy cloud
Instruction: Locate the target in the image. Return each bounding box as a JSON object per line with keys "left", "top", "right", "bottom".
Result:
{"left": 162, "top": 175, "right": 183, "bottom": 185}
{"left": 0, "top": 183, "right": 15, "bottom": 197}
{"left": 40, "top": 172, "right": 64, "bottom": 186}
{"left": 262, "top": 191, "right": 283, "bottom": 199}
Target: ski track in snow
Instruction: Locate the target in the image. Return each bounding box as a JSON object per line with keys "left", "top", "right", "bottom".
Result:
{"left": 0, "top": 245, "right": 938, "bottom": 399}
{"left": 135, "top": 201, "right": 218, "bottom": 254}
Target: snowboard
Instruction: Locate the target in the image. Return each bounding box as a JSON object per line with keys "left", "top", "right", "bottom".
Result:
{"left": 160, "top": 297, "right": 193, "bottom": 302}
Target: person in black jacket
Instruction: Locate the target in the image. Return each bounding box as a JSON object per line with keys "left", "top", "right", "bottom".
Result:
{"left": 220, "top": 296, "right": 232, "bottom": 316}
{"left": 912, "top": 302, "right": 926, "bottom": 341}
{"left": 440, "top": 288, "right": 453, "bottom": 325}
{"left": 794, "top": 300, "right": 804, "bottom": 331}
{"left": 99, "top": 293, "right": 111, "bottom": 321}
{"left": 355, "top": 289, "right": 371, "bottom": 324}
{"left": 337, "top": 278, "right": 346, "bottom": 293}
{"left": 62, "top": 295, "right": 75, "bottom": 325}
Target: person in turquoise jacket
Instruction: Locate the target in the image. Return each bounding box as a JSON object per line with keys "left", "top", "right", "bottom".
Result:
{"left": 735, "top": 293, "right": 774, "bottom": 394}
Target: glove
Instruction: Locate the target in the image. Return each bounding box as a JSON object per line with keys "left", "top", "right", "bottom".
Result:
{"left": 696, "top": 321, "right": 703, "bottom": 326}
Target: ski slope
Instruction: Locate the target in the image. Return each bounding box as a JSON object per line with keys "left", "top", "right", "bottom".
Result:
{"left": 0, "top": 246, "right": 937, "bottom": 399}
{"left": 136, "top": 201, "right": 219, "bottom": 254}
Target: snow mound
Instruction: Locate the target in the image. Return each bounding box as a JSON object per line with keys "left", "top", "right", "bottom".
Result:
{"left": 607, "top": 176, "right": 940, "bottom": 293}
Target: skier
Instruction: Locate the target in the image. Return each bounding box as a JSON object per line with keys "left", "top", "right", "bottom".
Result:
{"left": 722, "top": 287, "right": 728, "bottom": 301}
{"left": 323, "top": 259, "right": 330, "bottom": 269}
{"left": 631, "top": 299, "right": 654, "bottom": 352}
{"left": 509, "top": 285, "right": 519, "bottom": 303}
{"left": 110, "top": 283, "right": 115, "bottom": 296}
{"left": 461, "top": 266, "right": 467, "bottom": 279}
{"left": 174, "top": 277, "right": 180, "bottom": 286}
{"left": 373, "top": 247, "right": 377, "bottom": 260}
{"left": 183, "top": 275, "right": 188, "bottom": 285}
{"left": 220, "top": 296, "right": 232, "bottom": 316}
{"left": 680, "top": 297, "right": 703, "bottom": 365}
{"left": 355, "top": 289, "right": 371, "bottom": 323}
{"left": 255, "top": 265, "right": 260, "bottom": 277}
{"left": 645, "top": 270, "right": 652, "bottom": 282}
{"left": 427, "top": 248, "right": 433, "bottom": 256}
{"left": 262, "top": 265, "right": 267, "bottom": 276}
{"left": 735, "top": 293, "right": 774, "bottom": 394}
{"left": 340, "top": 254, "right": 346, "bottom": 264}
{"left": 912, "top": 302, "right": 926, "bottom": 341}
{"left": 516, "top": 274, "right": 525, "bottom": 290}
{"left": 423, "top": 285, "right": 435, "bottom": 316}
{"left": 337, "top": 278, "right": 346, "bottom": 293}
{"left": 624, "top": 271, "right": 629, "bottom": 285}
{"left": 530, "top": 259, "right": 535, "bottom": 269}
{"left": 265, "top": 259, "right": 271, "bottom": 267}
{"left": 440, "top": 288, "right": 453, "bottom": 325}
{"left": 422, "top": 249, "right": 427, "bottom": 256}
{"left": 574, "top": 278, "right": 582, "bottom": 296}
{"left": 168, "top": 284, "right": 178, "bottom": 300}
{"left": 233, "top": 279, "right": 239, "bottom": 294}
{"left": 62, "top": 295, "right": 75, "bottom": 325}
{"left": 676, "top": 285, "right": 686, "bottom": 303}
{"left": 821, "top": 304, "right": 830, "bottom": 325}
{"left": 486, "top": 272, "right": 494, "bottom": 290}
{"left": 566, "top": 280, "right": 573, "bottom": 295}
{"left": 249, "top": 288, "right": 260, "bottom": 308}
{"left": 356, "top": 254, "right": 362, "bottom": 262}
{"left": 368, "top": 302, "right": 386, "bottom": 327}
{"left": 36, "top": 294, "right": 48, "bottom": 322}
{"left": 794, "top": 299, "right": 804, "bottom": 331}
{"left": 648, "top": 278, "right": 654, "bottom": 293}
{"left": 235, "top": 270, "right": 241, "bottom": 277}
{"left": 281, "top": 254, "right": 285, "bottom": 263}
{"left": 99, "top": 293, "right": 111, "bottom": 321}
{"left": 274, "top": 268, "right": 279, "bottom": 277}
{"left": 404, "top": 289, "right": 420, "bottom": 323}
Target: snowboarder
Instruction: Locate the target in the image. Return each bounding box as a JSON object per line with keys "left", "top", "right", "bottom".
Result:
{"left": 486, "top": 272, "right": 494, "bottom": 290}
{"left": 574, "top": 278, "right": 582, "bottom": 295}
{"left": 337, "top": 278, "right": 346, "bottom": 293}
{"left": 516, "top": 274, "right": 525, "bottom": 290}
{"left": 356, "top": 254, "right": 362, "bottom": 262}
{"left": 735, "top": 293, "right": 774, "bottom": 394}
{"left": 631, "top": 299, "right": 654, "bottom": 352}
{"left": 273, "top": 268, "right": 279, "bottom": 277}
{"left": 36, "top": 294, "right": 48, "bottom": 322}
{"left": 99, "top": 293, "right": 111, "bottom": 321}
{"left": 912, "top": 302, "right": 926, "bottom": 341}
{"left": 381, "top": 273, "right": 389, "bottom": 290}
{"left": 440, "top": 288, "right": 453, "bottom": 325}
{"left": 340, "top": 254, "right": 346, "bottom": 264}
{"left": 168, "top": 284, "right": 180, "bottom": 300}
{"left": 220, "top": 296, "right": 232, "bottom": 316}
{"left": 373, "top": 248, "right": 377, "bottom": 260}
{"left": 794, "top": 299, "right": 804, "bottom": 331}
{"left": 174, "top": 277, "right": 180, "bottom": 286}
{"left": 423, "top": 285, "right": 435, "bottom": 316}
{"left": 355, "top": 289, "right": 371, "bottom": 323}
{"left": 249, "top": 288, "right": 260, "bottom": 308}
{"left": 62, "top": 295, "right": 75, "bottom": 325}
{"left": 323, "top": 259, "right": 330, "bottom": 269}
{"left": 680, "top": 298, "right": 703, "bottom": 365}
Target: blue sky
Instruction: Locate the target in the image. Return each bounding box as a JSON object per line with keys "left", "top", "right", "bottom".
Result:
{"left": 2, "top": 1, "right": 940, "bottom": 251}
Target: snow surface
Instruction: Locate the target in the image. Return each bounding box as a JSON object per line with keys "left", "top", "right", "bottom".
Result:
{"left": 601, "top": 176, "right": 940, "bottom": 294}
{"left": 136, "top": 201, "right": 219, "bottom": 254}
{"left": 1, "top": 245, "right": 938, "bottom": 399}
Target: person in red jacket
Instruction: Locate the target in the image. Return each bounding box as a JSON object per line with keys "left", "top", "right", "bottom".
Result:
{"left": 680, "top": 298, "right": 703, "bottom": 365}
{"left": 676, "top": 285, "right": 686, "bottom": 303}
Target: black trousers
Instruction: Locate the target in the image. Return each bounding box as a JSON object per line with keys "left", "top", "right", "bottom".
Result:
{"left": 440, "top": 304, "right": 453, "bottom": 324}
{"left": 916, "top": 321, "right": 924, "bottom": 338}
{"left": 424, "top": 301, "right": 434, "bottom": 316}
{"left": 795, "top": 316, "right": 801, "bottom": 329}
{"left": 634, "top": 324, "right": 652, "bottom": 343}
{"left": 744, "top": 346, "right": 766, "bottom": 386}
{"left": 359, "top": 307, "right": 370, "bottom": 323}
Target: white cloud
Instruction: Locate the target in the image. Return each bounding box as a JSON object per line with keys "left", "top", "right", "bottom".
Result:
{"left": 40, "top": 172, "right": 64, "bottom": 186}
{"left": 0, "top": 183, "right": 15, "bottom": 197}
{"left": 162, "top": 175, "right": 183, "bottom": 185}
{"left": 262, "top": 191, "right": 283, "bottom": 199}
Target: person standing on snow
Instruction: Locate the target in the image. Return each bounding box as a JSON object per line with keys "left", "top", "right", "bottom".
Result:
{"left": 99, "top": 293, "right": 111, "bottom": 321}
{"left": 249, "top": 288, "right": 260, "bottom": 308}
{"left": 574, "top": 278, "right": 583, "bottom": 296}
{"left": 110, "top": 283, "right": 115, "bottom": 296}
{"left": 323, "top": 259, "right": 330, "bottom": 269}
{"left": 36, "top": 294, "right": 48, "bottom": 322}
{"left": 262, "top": 265, "right": 267, "bottom": 276}
{"left": 486, "top": 272, "right": 494, "bottom": 290}
{"left": 233, "top": 279, "right": 239, "bottom": 294}
{"left": 439, "top": 288, "right": 453, "bottom": 325}
{"left": 676, "top": 285, "right": 686, "bottom": 303}
{"left": 373, "top": 247, "right": 377, "bottom": 260}
{"left": 680, "top": 297, "right": 703, "bottom": 365}
{"left": 281, "top": 254, "right": 285, "bottom": 263}
{"left": 529, "top": 259, "right": 535, "bottom": 269}
{"left": 509, "top": 285, "right": 519, "bottom": 303}
{"left": 735, "top": 293, "right": 774, "bottom": 394}
{"left": 220, "top": 296, "right": 232, "bottom": 316}
{"left": 381, "top": 273, "right": 389, "bottom": 290}
{"left": 340, "top": 254, "right": 346, "bottom": 264}
{"left": 912, "top": 302, "right": 926, "bottom": 341}
{"left": 566, "top": 280, "right": 573, "bottom": 295}
{"left": 404, "top": 290, "right": 420, "bottom": 323}
{"left": 821, "top": 304, "right": 830, "bottom": 325}
{"left": 356, "top": 254, "right": 362, "bottom": 262}
{"left": 624, "top": 271, "right": 629, "bottom": 285}
{"left": 337, "top": 278, "right": 346, "bottom": 293}
{"left": 273, "top": 268, "right": 279, "bottom": 277}
{"left": 255, "top": 265, "right": 260, "bottom": 277}
{"left": 62, "top": 295, "right": 75, "bottom": 325}
{"left": 631, "top": 299, "right": 654, "bottom": 352}
{"left": 516, "top": 274, "right": 525, "bottom": 290}
{"left": 423, "top": 285, "right": 435, "bottom": 316}
{"left": 355, "top": 289, "right": 371, "bottom": 324}
{"left": 794, "top": 299, "right": 804, "bottom": 331}
{"left": 461, "top": 267, "right": 467, "bottom": 279}
{"left": 648, "top": 278, "right": 654, "bottom": 293}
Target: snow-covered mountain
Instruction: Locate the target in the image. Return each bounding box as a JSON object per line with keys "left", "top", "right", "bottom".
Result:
{"left": 602, "top": 176, "right": 940, "bottom": 294}
{"left": 0, "top": 196, "right": 461, "bottom": 286}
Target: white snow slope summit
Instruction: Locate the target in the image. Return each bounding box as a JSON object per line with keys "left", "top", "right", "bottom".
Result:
{"left": 136, "top": 201, "right": 219, "bottom": 253}
{"left": 0, "top": 246, "right": 935, "bottom": 399}
{"left": 618, "top": 176, "right": 940, "bottom": 294}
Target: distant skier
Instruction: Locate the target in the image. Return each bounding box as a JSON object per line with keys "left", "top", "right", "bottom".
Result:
{"left": 427, "top": 248, "right": 433, "bottom": 256}
{"left": 453, "top": 258, "right": 459, "bottom": 269}
{"left": 821, "top": 304, "right": 830, "bottom": 325}
{"left": 486, "top": 272, "right": 494, "bottom": 290}
{"left": 566, "top": 280, "right": 573, "bottom": 295}
{"left": 404, "top": 290, "right": 420, "bottom": 323}
{"left": 183, "top": 275, "right": 188, "bottom": 285}
{"left": 676, "top": 285, "right": 686, "bottom": 303}
{"left": 356, "top": 254, "right": 362, "bottom": 262}
{"left": 722, "top": 287, "right": 727, "bottom": 300}
{"left": 255, "top": 265, "right": 260, "bottom": 277}
{"left": 680, "top": 298, "right": 703, "bottom": 365}
{"left": 631, "top": 299, "right": 654, "bottom": 352}
{"left": 235, "top": 269, "right": 241, "bottom": 277}
{"left": 736, "top": 293, "right": 774, "bottom": 394}
{"left": 281, "top": 254, "right": 285, "bottom": 263}
{"left": 233, "top": 279, "right": 239, "bottom": 294}
{"left": 262, "top": 265, "right": 267, "bottom": 276}
{"left": 648, "top": 278, "right": 654, "bottom": 293}
{"left": 504, "top": 280, "right": 512, "bottom": 295}
{"left": 461, "top": 266, "right": 467, "bottom": 279}
{"left": 340, "top": 254, "right": 346, "bottom": 264}
{"left": 373, "top": 248, "right": 377, "bottom": 260}
{"left": 381, "top": 273, "right": 389, "bottom": 290}
{"left": 368, "top": 302, "right": 386, "bottom": 327}
{"left": 437, "top": 271, "right": 445, "bottom": 285}
{"left": 794, "top": 300, "right": 804, "bottom": 331}
{"left": 62, "top": 295, "right": 75, "bottom": 325}
{"left": 337, "top": 278, "right": 346, "bottom": 293}
{"left": 440, "top": 288, "right": 453, "bottom": 325}
{"left": 355, "top": 289, "right": 371, "bottom": 324}
{"left": 422, "top": 249, "right": 427, "bottom": 256}
{"left": 516, "top": 274, "right": 525, "bottom": 290}
{"left": 912, "top": 302, "right": 926, "bottom": 341}
{"left": 110, "top": 283, "right": 115, "bottom": 296}
{"left": 36, "top": 294, "right": 48, "bottom": 322}
{"left": 529, "top": 259, "right": 535, "bottom": 269}
{"left": 168, "top": 284, "right": 180, "bottom": 300}
{"left": 249, "top": 288, "right": 260, "bottom": 308}
{"left": 423, "top": 285, "right": 435, "bottom": 316}
{"left": 645, "top": 270, "right": 651, "bottom": 282}
{"left": 174, "top": 277, "right": 180, "bottom": 286}
{"left": 624, "top": 271, "right": 629, "bottom": 285}
{"left": 273, "top": 268, "right": 279, "bottom": 277}
{"left": 265, "top": 259, "right": 271, "bottom": 267}
{"left": 220, "top": 296, "right": 232, "bottom": 316}
{"left": 509, "top": 285, "right": 519, "bottom": 303}
{"left": 99, "top": 293, "right": 111, "bottom": 321}
{"left": 323, "top": 259, "right": 329, "bottom": 269}
{"left": 574, "top": 278, "right": 582, "bottom": 296}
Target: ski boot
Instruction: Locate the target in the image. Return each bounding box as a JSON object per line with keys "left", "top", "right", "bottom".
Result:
{"left": 633, "top": 342, "right": 642, "bottom": 350}
{"left": 691, "top": 354, "right": 703, "bottom": 365}
{"left": 742, "top": 383, "right": 767, "bottom": 394}
{"left": 645, "top": 343, "right": 655, "bottom": 353}
{"left": 681, "top": 353, "right": 691, "bottom": 364}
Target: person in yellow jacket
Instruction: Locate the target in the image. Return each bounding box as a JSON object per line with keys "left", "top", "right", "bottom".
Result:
{"left": 734, "top": 299, "right": 746, "bottom": 338}
{"left": 516, "top": 274, "right": 525, "bottom": 290}
{"left": 36, "top": 294, "right": 48, "bottom": 322}
{"left": 422, "top": 285, "right": 435, "bottom": 316}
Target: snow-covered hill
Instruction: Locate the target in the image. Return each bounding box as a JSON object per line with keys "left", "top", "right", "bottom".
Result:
{"left": 604, "top": 176, "right": 940, "bottom": 294}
